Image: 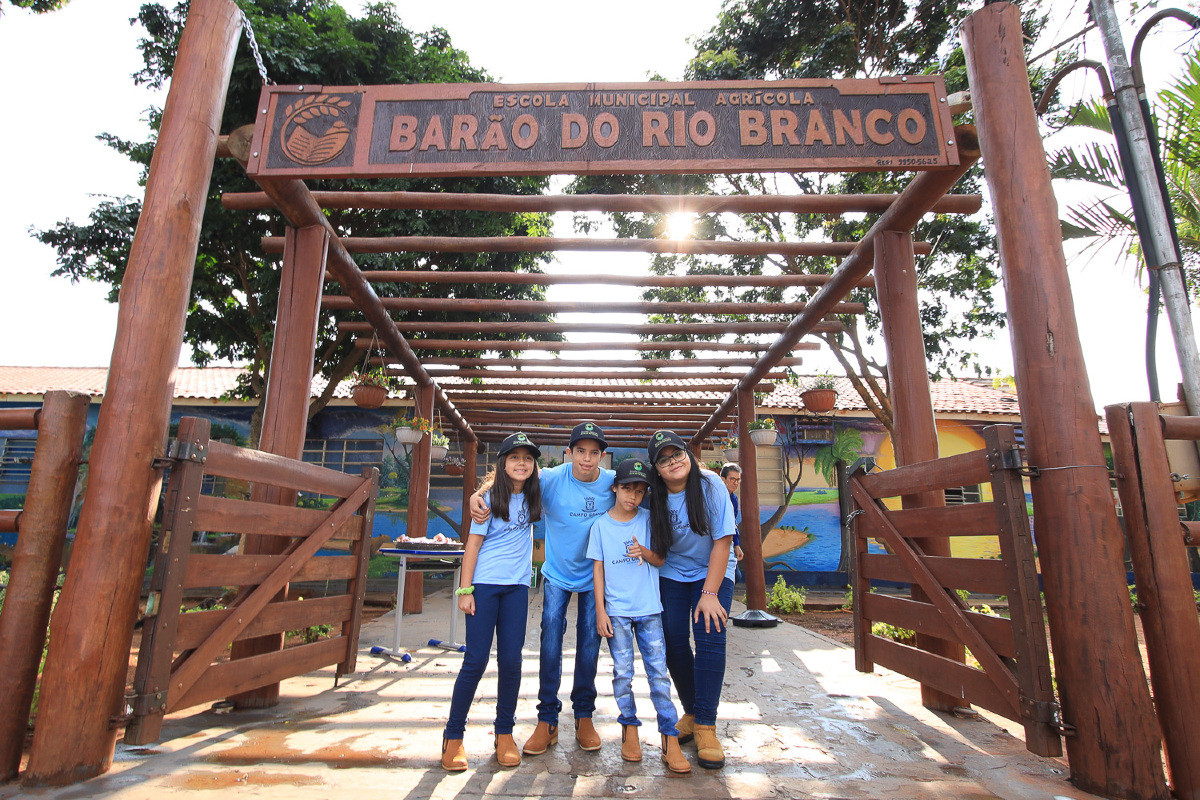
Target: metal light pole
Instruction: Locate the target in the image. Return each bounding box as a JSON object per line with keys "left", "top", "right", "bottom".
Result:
{"left": 1091, "top": 0, "right": 1200, "bottom": 415}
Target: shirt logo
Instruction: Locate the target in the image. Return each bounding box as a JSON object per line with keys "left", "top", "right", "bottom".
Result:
{"left": 518, "top": 507, "right": 529, "bottom": 525}
{"left": 584, "top": 497, "right": 596, "bottom": 512}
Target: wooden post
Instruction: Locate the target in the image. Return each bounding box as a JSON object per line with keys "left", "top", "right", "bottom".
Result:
{"left": 736, "top": 388, "right": 767, "bottom": 610}
{"left": 230, "top": 224, "right": 328, "bottom": 709}
{"left": 1107, "top": 403, "right": 1200, "bottom": 800}
{"left": 24, "top": 0, "right": 241, "bottom": 784}
{"left": 963, "top": 5, "right": 1168, "bottom": 797}
{"left": 0, "top": 392, "right": 89, "bottom": 781}
{"left": 404, "top": 384, "right": 434, "bottom": 614}
{"left": 460, "top": 436, "right": 478, "bottom": 538}
{"left": 873, "top": 229, "right": 965, "bottom": 712}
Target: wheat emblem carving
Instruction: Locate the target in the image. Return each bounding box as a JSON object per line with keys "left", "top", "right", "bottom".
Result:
{"left": 279, "top": 94, "right": 354, "bottom": 166}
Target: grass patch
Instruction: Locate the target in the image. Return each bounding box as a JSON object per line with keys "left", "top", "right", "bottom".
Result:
{"left": 787, "top": 490, "right": 838, "bottom": 506}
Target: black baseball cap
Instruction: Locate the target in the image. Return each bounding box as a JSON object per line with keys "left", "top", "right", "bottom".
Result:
{"left": 497, "top": 431, "right": 541, "bottom": 459}
{"left": 647, "top": 429, "right": 688, "bottom": 464}
{"left": 615, "top": 458, "right": 651, "bottom": 486}
{"left": 569, "top": 421, "right": 608, "bottom": 450}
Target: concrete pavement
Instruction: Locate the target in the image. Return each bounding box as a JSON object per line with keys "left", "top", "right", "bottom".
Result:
{"left": 6, "top": 585, "right": 1100, "bottom": 799}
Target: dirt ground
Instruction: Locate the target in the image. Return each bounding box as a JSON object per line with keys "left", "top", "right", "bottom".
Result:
{"left": 775, "top": 607, "right": 856, "bottom": 645}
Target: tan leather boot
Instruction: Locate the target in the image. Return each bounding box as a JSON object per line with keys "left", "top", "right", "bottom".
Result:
{"left": 575, "top": 717, "right": 601, "bottom": 751}
{"left": 621, "top": 724, "right": 642, "bottom": 762}
{"left": 522, "top": 720, "right": 558, "bottom": 755}
{"left": 494, "top": 733, "right": 521, "bottom": 768}
{"left": 441, "top": 737, "right": 467, "bottom": 772}
{"left": 675, "top": 712, "right": 695, "bottom": 744}
{"left": 661, "top": 734, "right": 691, "bottom": 774}
{"left": 693, "top": 724, "right": 724, "bottom": 769}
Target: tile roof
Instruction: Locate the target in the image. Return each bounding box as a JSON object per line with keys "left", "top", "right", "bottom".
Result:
{"left": 0, "top": 365, "right": 1026, "bottom": 417}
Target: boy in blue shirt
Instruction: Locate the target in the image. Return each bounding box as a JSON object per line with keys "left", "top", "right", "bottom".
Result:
{"left": 587, "top": 458, "right": 691, "bottom": 774}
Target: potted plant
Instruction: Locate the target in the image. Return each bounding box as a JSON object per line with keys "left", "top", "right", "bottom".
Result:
{"left": 721, "top": 437, "right": 739, "bottom": 462}
{"left": 392, "top": 414, "right": 431, "bottom": 444}
{"left": 430, "top": 430, "right": 450, "bottom": 462}
{"left": 748, "top": 418, "right": 779, "bottom": 446}
{"left": 801, "top": 375, "right": 838, "bottom": 414}
{"left": 443, "top": 455, "right": 466, "bottom": 477}
{"left": 348, "top": 367, "right": 393, "bottom": 409}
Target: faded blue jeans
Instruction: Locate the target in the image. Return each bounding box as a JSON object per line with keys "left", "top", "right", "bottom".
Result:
{"left": 536, "top": 580, "right": 601, "bottom": 723}
{"left": 608, "top": 613, "right": 679, "bottom": 736}
{"left": 660, "top": 576, "right": 734, "bottom": 726}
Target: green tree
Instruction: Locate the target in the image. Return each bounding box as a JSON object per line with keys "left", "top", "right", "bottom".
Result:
{"left": 1050, "top": 47, "right": 1200, "bottom": 291}
{"left": 572, "top": 1, "right": 1056, "bottom": 439}
{"left": 1, "top": 0, "right": 68, "bottom": 13}
{"left": 35, "top": 1, "right": 555, "bottom": 442}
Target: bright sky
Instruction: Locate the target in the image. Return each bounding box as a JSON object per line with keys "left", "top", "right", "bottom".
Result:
{"left": 1, "top": 0, "right": 1197, "bottom": 413}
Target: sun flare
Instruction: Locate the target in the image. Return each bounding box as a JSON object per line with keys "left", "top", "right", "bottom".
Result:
{"left": 666, "top": 211, "right": 696, "bottom": 240}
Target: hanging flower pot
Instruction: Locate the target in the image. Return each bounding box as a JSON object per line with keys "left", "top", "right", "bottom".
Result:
{"left": 444, "top": 461, "right": 465, "bottom": 477}
{"left": 801, "top": 388, "right": 837, "bottom": 414}
{"left": 723, "top": 448, "right": 739, "bottom": 462}
{"left": 749, "top": 427, "right": 778, "bottom": 446}
{"left": 430, "top": 444, "right": 449, "bottom": 462}
{"left": 394, "top": 428, "right": 423, "bottom": 444}
{"left": 351, "top": 383, "right": 388, "bottom": 409}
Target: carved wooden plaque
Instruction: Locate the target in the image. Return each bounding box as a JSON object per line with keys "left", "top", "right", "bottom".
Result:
{"left": 246, "top": 78, "right": 958, "bottom": 178}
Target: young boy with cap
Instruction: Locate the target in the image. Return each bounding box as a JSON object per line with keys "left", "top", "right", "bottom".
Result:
{"left": 471, "top": 421, "right": 615, "bottom": 754}
{"left": 587, "top": 458, "right": 691, "bottom": 773}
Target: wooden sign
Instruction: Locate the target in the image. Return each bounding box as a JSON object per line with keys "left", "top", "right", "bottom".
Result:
{"left": 246, "top": 78, "right": 958, "bottom": 178}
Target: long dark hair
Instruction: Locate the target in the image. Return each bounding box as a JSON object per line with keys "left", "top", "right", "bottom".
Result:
{"left": 647, "top": 447, "right": 714, "bottom": 560}
{"left": 488, "top": 450, "right": 542, "bottom": 523}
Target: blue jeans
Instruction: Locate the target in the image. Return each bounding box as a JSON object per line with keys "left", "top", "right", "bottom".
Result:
{"left": 536, "top": 580, "right": 601, "bottom": 723}
{"left": 659, "top": 576, "right": 734, "bottom": 727}
{"left": 444, "top": 583, "right": 528, "bottom": 739}
{"left": 608, "top": 614, "right": 679, "bottom": 736}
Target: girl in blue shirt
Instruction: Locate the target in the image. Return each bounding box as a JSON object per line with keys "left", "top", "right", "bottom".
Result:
{"left": 645, "top": 430, "right": 736, "bottom": 771}
{"left": 442, "top": 432, "right": 542, "bottom": 772}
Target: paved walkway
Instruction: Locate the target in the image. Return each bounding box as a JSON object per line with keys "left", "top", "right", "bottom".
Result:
{"left": 8, "top": 587, "right": 1099, "bottom": 800}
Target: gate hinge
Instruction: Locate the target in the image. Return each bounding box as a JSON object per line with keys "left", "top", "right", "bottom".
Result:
{"left": 990, "top": 445, "right": 1039, "bottom": 476}
{"left": 154, "top": 439, "right": 208, "bottom": 468}
{"left": 1022, "top": 697, "right": 1074, "bottom": 736}
{"left": 129, "top": 690, "right": 168, "bottom": 718}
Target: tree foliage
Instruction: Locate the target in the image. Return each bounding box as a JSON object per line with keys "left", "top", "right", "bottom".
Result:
{"left": 572, "top": 1, "right": 1055, "bottom": 437}
{"left": 35, "top": 0, "right": 554, "bottom": 440}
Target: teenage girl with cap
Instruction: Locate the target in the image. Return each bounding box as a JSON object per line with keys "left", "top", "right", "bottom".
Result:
{"left": 441, "top": 432, "right": 542, "bottom": 772}
{"left": 644, "top": 430, "right": 737, "bottom": 770}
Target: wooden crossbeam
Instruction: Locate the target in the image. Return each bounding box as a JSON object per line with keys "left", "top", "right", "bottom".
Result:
{"left": 409, "top": 357, "right": 804, "bottom": 369}
{"left": 341, "top": 321, "right": 838, "bottom": 337}
{"left": 446, "top": 394, "right": 731, "bottom": 406}
{"left": 224, "top": 189, "right": 983, "bottom": 215}
{"left": 420, "top": 368, "right": 791, "bottom": 381}
{"left": 348, "top": 271, "right": 880, "bottom": 288}
{"left": 326, "top": 297, "right": 865, "bottom": 315}
{"left": 438, "top": 382, "right": 772, "bottom": 394}
{"left": 363, "top": 340, "right": 816, "bottom": 353}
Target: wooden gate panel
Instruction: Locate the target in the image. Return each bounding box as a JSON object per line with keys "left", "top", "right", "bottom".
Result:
{"left": 850, "top": 424, "right": 1062, "bottom": 757}
{"left": 126, "top": 418, "right": 378, "bottom": 745}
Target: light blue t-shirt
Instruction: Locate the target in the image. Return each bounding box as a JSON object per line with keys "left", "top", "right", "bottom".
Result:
{"left": 586, "top": 508, "right": 661, "bottom": 618}
{"left": 660, "top": 470, "right": 737, "bottom": 583}
{"left": 539, "top": 463, "right": 616, "bottom": 592}
{"left": 470, "top": 493, "right": 533, "bottom": 586}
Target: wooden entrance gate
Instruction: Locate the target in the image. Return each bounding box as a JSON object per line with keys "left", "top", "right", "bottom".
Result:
{"left": 847, "top": 425, "right": 1061, "bottom": 757}
{"left": 124, "top": 417, "right": 378, "bottom": 744}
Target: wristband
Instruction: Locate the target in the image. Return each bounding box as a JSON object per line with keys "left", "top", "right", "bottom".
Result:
{"left": 455, "top": 586, "right": 475, "bottom": 596}
{"left": 701, "top": 590, "right": 718, "bottom": 597}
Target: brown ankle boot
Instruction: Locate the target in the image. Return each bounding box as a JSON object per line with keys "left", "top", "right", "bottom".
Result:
{"left": 494, "top": 733, "right": 521, "bottom": 768}
{"left": 621, "top": 724, "right": 642, "bottom": 762}
{"left": 675, "top": 712, "right": 695, "bottom": 744}
{"left": 522, "top": 720, "right": 558, "bottom": 755}
{"left": 661, "top": 734, "right": 691, "bottom": 774}
{"left": 693, "top": 724, "right": 724, "bottom": 769}
{"left": 575, "top": 717, "right": 601, "bottom": 751}
{"left": 441, "top": 737, "right": 467, "bottom": 771}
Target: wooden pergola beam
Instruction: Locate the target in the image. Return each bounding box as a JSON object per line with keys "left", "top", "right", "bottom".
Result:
{"left": 225, "top": 189, "right": 983, "bottom": 215}
{"left": 341, "top": 321, "right": 839, "bottom": 336}
{"left": 439, "top": 382, "right": 773, "bottom": 394}
{"left": 445, "top": 393, "right": 734, "bottom": 407}
{"left": 349, "top": 270, "right": 878, "bottom": 289}
{"left": 419, "top": 369, "right": 792, "bottom": 381}
{"left": 362, "top": 339, "right": 818, "bottom": 353}
{"left": 326, "top": 297, "right": 865, "bottom": 315}
{"left": 451, "top": 399, "right": 730, "bottom": 412}
{"left": 692, "top": 124, "right": 982, "bottom": 447}
{"left": 411, "top": 357, "right": 804, "bottom": 369}
{"left": 267, "top": 235, "right": 923, "bottom": 258}
{"left": 462, "top": 411, "right": 721, "bottom": 423}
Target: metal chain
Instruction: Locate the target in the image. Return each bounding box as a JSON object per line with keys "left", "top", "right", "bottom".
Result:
{"left": 237, "top": 8, "right": 273, "bottom": 85}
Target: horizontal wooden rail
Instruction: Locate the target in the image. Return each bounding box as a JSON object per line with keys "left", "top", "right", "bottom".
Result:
{"left": 462, "top": 409, "right": 722, "bottom": 422}
{"left": 352, "top": 270, "right": 878, "bottom": 288}
{"left": 861, "top": 592, "right": 1017, "bottom": 658}
{"left": 414, "top": 357, "right": 804, "bottom": 369}
{"left": 205, "top": 441, "right": 364, "bottom": 498}
{"left": 196, "top": 496, "right": 364, "bottom": 540}
{"left": 882, "top": 503, "right": 1000, "bottom": 538}
{"left": 422, "top": 368, "right": 792, "bottom": 381}
{"left": 225, "top": 189, "right": 983, "bottom": 215}
{"left": 370, "top": 340, "right": 814, "bottom": 354}
{"left": 867, "top": 636, "right": 1012, "bottom": 719}
{"left": 267, "top": 235, "right": 898, "bottom": 258}
{"left": 0, "top": 408, "right": 39, "bottom": 430}
{"left": 174, "top": 595, "right": 354, "bottom": 651}
{"left": 184, "top": 553, "right": 358, "bottom": 589}
{"left": 1160, "top": 414, "right": 1200, "bottom": 441}
{"left": 0, "top": 510, "right": 18, "bottom": 533}
{"left": 857, "top": 449, "right": 991, "bottom": 499}
{"left": 341, "top": 320, "right": 838, "bottom": 337}
{"left": 860, "top": 552, "right": 1008, "bottom": 595}
{"left": 438, "top": 382, "right": 772, "bottom": 394}
{"left": 444, "top": 393, "right": 728, "bottom": 406}
{"left": 327, "top": 297, "right": 865, "bottom": 315}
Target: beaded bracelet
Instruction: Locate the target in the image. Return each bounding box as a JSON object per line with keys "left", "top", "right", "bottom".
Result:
{"left": 700, "top": 590, "right": 718, "bottom": 597}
